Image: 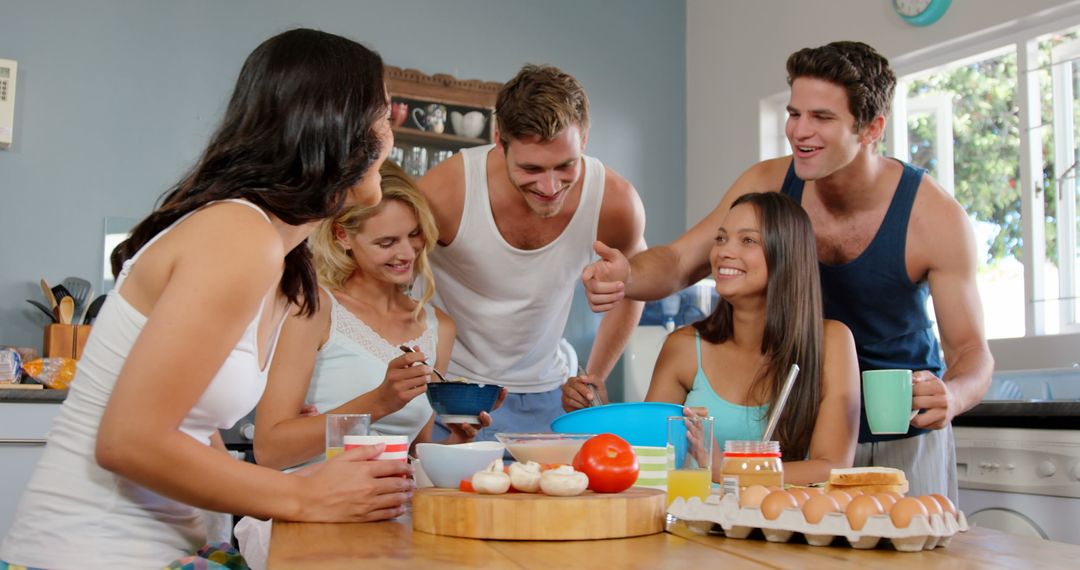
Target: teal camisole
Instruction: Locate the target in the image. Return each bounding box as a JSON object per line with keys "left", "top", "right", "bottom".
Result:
{"left": 683, "top": 333, "right": 768, "bottom": 446}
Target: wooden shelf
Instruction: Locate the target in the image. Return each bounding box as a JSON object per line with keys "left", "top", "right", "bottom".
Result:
{"left": 386, "top": 65, "right": 499, "bottom": 151}
{"left": 393, "top": 127, "right": 488, "bottom": 148}
{"left": 386, "top": 66, "right": 500, "bottom": 109}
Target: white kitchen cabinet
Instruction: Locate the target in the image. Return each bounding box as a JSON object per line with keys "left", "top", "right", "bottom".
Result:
{"left": 0, "top": 401, "right": 63, "bottom": 538}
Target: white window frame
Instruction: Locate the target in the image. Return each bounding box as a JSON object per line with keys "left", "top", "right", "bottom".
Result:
{"left": 1051, "top": 38, "right": 1080, "bottom": 333}
{"left": 895, "top": 91, "right": 955, "bottom": 196}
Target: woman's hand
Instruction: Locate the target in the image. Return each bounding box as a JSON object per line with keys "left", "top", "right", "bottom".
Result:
{"left": 680, "top": 407, "right": 712, "bottom": 470}
{"left": 295, "top": 444, "right": 414, "bottom": 523}
{"left": 374, "top": 351, "right": 431, "bottom": 416}
{"left": 561, "top": 373, "right": 606, "bottom": 412}
{"left": 443, "top": 388, "right": 507, "bottom": 443}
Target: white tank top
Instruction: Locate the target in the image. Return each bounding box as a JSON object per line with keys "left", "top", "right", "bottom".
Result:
{"left": 428, "top": 145, "right": 604, "bottom": 393}
{"left": 302, "top": 287, "right": 437, "bottom": 459}
{"left": 0, "top": 199, "right": 286, "bottom": 569}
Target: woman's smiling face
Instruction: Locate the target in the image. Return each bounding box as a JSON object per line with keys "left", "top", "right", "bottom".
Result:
{"left": 711, "top": 202, "right": 768, "bottom": 301}
{"left": 337, "top": 198, "right": 424, "bottom": 285}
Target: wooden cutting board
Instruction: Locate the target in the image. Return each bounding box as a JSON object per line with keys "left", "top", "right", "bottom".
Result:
{"left": 412, "top": 487, "right": 666, "bottom": 540}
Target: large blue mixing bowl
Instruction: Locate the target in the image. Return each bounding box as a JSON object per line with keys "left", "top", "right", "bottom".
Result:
{"left": 550, "top": 402, "right": 683, "bottom": 447}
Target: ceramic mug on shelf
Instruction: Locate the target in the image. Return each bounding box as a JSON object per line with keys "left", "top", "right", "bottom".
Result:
{"left": 390, "top": 101, "right": 409, "bottom": 128}
{"left": 412, "top": 103, "right": 447, "bottom": 133}
{"left": 450, "top": 110, "right": 488, "bottom": 138}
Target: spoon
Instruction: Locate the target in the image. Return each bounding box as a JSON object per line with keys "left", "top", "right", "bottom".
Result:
{"left": 398, "top": 345, "right": 448, "bottom": 383}
{"left": 578, "top": 366, "right": 603, "bottom": 408}
{"left": 58, "top": 296, "right": 75, "bottom": 325}
{"left": 761, "top": 364, "right": 800, "bottom": 442}
{"left": 40, "top": 278, "right": 58, "bottom": 310}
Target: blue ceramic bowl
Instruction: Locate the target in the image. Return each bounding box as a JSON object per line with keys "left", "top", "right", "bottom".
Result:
{"left": 426, "top": 381, "right": 502, "bottom": 424}
{"left": 550, "top": 402, "right": 684, "bottom": 447}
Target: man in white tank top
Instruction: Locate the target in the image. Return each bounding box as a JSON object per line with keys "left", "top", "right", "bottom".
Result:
{"left": 417, "top": 64, "right": 647, "bottom": 439}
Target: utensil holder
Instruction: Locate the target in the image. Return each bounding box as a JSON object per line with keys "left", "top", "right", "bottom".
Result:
{"left": 43, "top": 324, "right": 92, "bottom": 360}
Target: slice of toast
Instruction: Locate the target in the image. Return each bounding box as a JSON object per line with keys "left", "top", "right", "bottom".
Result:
{"left": 825, "top": 467, "right": 909, "bottom": 495}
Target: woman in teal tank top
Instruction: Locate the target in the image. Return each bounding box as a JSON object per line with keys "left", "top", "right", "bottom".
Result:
{"left": 646, "top": 193, "right": 860, "bottom": 485}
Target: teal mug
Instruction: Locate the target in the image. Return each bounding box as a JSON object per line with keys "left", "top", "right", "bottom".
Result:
{"left": 862, "top": 369, "right": 915, "bottom": 434}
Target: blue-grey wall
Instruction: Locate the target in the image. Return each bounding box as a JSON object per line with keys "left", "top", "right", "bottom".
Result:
{"left": 0, "top": 0, "right": 686, "bottom": 392}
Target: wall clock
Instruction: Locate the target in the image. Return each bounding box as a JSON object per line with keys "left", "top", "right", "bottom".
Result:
{"left": 893, "top": 0, "right": 952, "bottom": 27}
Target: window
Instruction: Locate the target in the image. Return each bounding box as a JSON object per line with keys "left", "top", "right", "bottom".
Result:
{"left": 759, "top": 9, "right": 1080, "bottom": 342}
{"left": 896, "top": 46, "right": 1023, "bottom": 339}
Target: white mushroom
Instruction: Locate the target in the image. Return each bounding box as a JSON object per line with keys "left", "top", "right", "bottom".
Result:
{"left": 471, "top": 459, "right": 510, "bottom": 494}
{"left": 539, "top": 465, "right": 589, "bottom": 497}
{"left": 509, "top": 461, "right": 542, "bottom": 493}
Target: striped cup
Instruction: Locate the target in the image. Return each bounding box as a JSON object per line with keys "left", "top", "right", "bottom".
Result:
{"left": 344, "top": 434, "right": 409, "bottom": 462}
{"left": 632, "top": 445, "right": 668, "bottom": 491}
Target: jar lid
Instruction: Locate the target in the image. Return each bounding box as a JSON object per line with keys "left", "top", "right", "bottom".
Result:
{"left": 723, "top": 440, "right": 781, "bottom": 455}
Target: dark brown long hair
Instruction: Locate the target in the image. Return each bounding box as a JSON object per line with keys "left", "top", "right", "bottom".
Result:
{"left": 111, "top": 28, "right": 388, "bottom": 316}
{"left": 693, "top": 192, "right": 823, "bottom": 461}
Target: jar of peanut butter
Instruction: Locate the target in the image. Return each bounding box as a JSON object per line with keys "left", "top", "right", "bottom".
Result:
{"left": 720, "top": 440, "right": 783, "bottom": 498}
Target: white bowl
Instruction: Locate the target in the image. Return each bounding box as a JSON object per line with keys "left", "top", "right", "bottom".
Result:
{"left": 415, "top": 441, "right": 506, "bottom": 488}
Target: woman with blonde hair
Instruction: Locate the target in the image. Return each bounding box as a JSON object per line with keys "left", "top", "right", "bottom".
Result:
{"left": 253, "top": 160, "right": 500, "bottom": 472}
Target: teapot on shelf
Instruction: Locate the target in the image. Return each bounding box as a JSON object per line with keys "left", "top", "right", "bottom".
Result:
{"left": 412, "top": 103, "right": 447, "bottom": 134}
{"left": 450, "top": 111, "right": 488, "bottom": 139}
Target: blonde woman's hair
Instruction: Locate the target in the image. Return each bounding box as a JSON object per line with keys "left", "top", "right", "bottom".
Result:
{"left": 310, "top": 160, "right": 438, "bottom": 321}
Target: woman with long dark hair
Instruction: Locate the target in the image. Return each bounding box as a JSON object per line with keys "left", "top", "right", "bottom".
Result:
{"left": 646, "top": 192, "right": 859, "bottom": 485}
{"left": 0, "top": 29, "right": 412, "bottom": 569}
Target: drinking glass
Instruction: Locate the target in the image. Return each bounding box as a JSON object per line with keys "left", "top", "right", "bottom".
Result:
{"left": 325, "top": 413, "right": 370, "bottom": 459}
{"left": 666, "top": 415, "right": 714, "bottom": 506}
{"left": 389, "top": 146, "right": 405, "bottom": 167}
{"left": 429, "top": 149, "right": 453, "bottom": 170}
{"left": 404, "top": 146, "right": 428, "bottom": 177}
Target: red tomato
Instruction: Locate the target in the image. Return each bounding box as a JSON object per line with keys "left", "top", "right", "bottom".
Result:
{"left": 572, "top": 433, "right": 639, "bottom": 493}
{"left": 459, "top": 479, "right": 475, "bottom": 493}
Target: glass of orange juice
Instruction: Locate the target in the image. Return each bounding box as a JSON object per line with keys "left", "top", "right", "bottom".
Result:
{"left": 326, "top": 413, "right": 370, "bottom": 460}
{"left": 666, "top": 415, "right": 714, "bottom": 507}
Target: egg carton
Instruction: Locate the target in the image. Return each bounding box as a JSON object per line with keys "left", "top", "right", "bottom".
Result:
{"left": 668, "top": 493, "right": 968, "bottom": 552}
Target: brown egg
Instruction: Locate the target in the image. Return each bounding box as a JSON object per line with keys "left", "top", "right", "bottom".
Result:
{"left": 929, "top": 493, "right": 957, "bottom": 516}
{"left": 889, "top": 497, "right": 929, "bottom": 529}
{"left": 804, "top": 486, "right": 824, "bottom": 496}
{"left": 826, "top": 489, "right": 853, "bottom": 509}
{"left": 788, "top": 487, "right": 811, "bottom": 507}
{"left": 844, "top": 487, "right": 865, "bottom": 496}
{"left": 845, "top": 495, "right": 885, "bottom": 531}
{"left": 760, "top": 490, "right": 799, "bottom": 520}
{"left": 801, "top": 493, "right": 842, "bottom": 524}
{"left": 880, "top": 490, "right": 904, "bottom": 502}
{"left": 872, "top": 492, "right": 899, "bottom": 512}
{"left": 739, "top": 485, "right": 771, "bottom": 509}
{"left": 917, "top": 495, "right": 944, "bottom": 517}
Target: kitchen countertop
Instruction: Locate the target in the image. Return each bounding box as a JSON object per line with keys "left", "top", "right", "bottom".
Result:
{"left": 268, "top": 514, "right": 1080, "bottom": 569}
{"left": 0, "top": 388, "right": 67, "bottom": 403}
{"left": 955, "top": 400, "right": 1080, "bottom": 429}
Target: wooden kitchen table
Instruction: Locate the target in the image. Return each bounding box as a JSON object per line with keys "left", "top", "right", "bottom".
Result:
{"left": 268, "top": 515, "right": 1080, "bottom": 569}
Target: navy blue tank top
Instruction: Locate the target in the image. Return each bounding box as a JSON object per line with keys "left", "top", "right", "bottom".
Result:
{"left": 780, "top": 160, "right": 944, "bottom": 443}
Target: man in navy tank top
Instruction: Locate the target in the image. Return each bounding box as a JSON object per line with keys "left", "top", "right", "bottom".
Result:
{"left": 580, "top": 42, "right": 993, "bottom": 502}
{"left": 417, "top": 65, "right": 648, "bottom": 441}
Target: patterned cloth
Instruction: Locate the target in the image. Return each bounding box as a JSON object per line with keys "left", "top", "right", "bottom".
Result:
{"left": 165, "top": 543, "right": 250, "bottom": 570}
